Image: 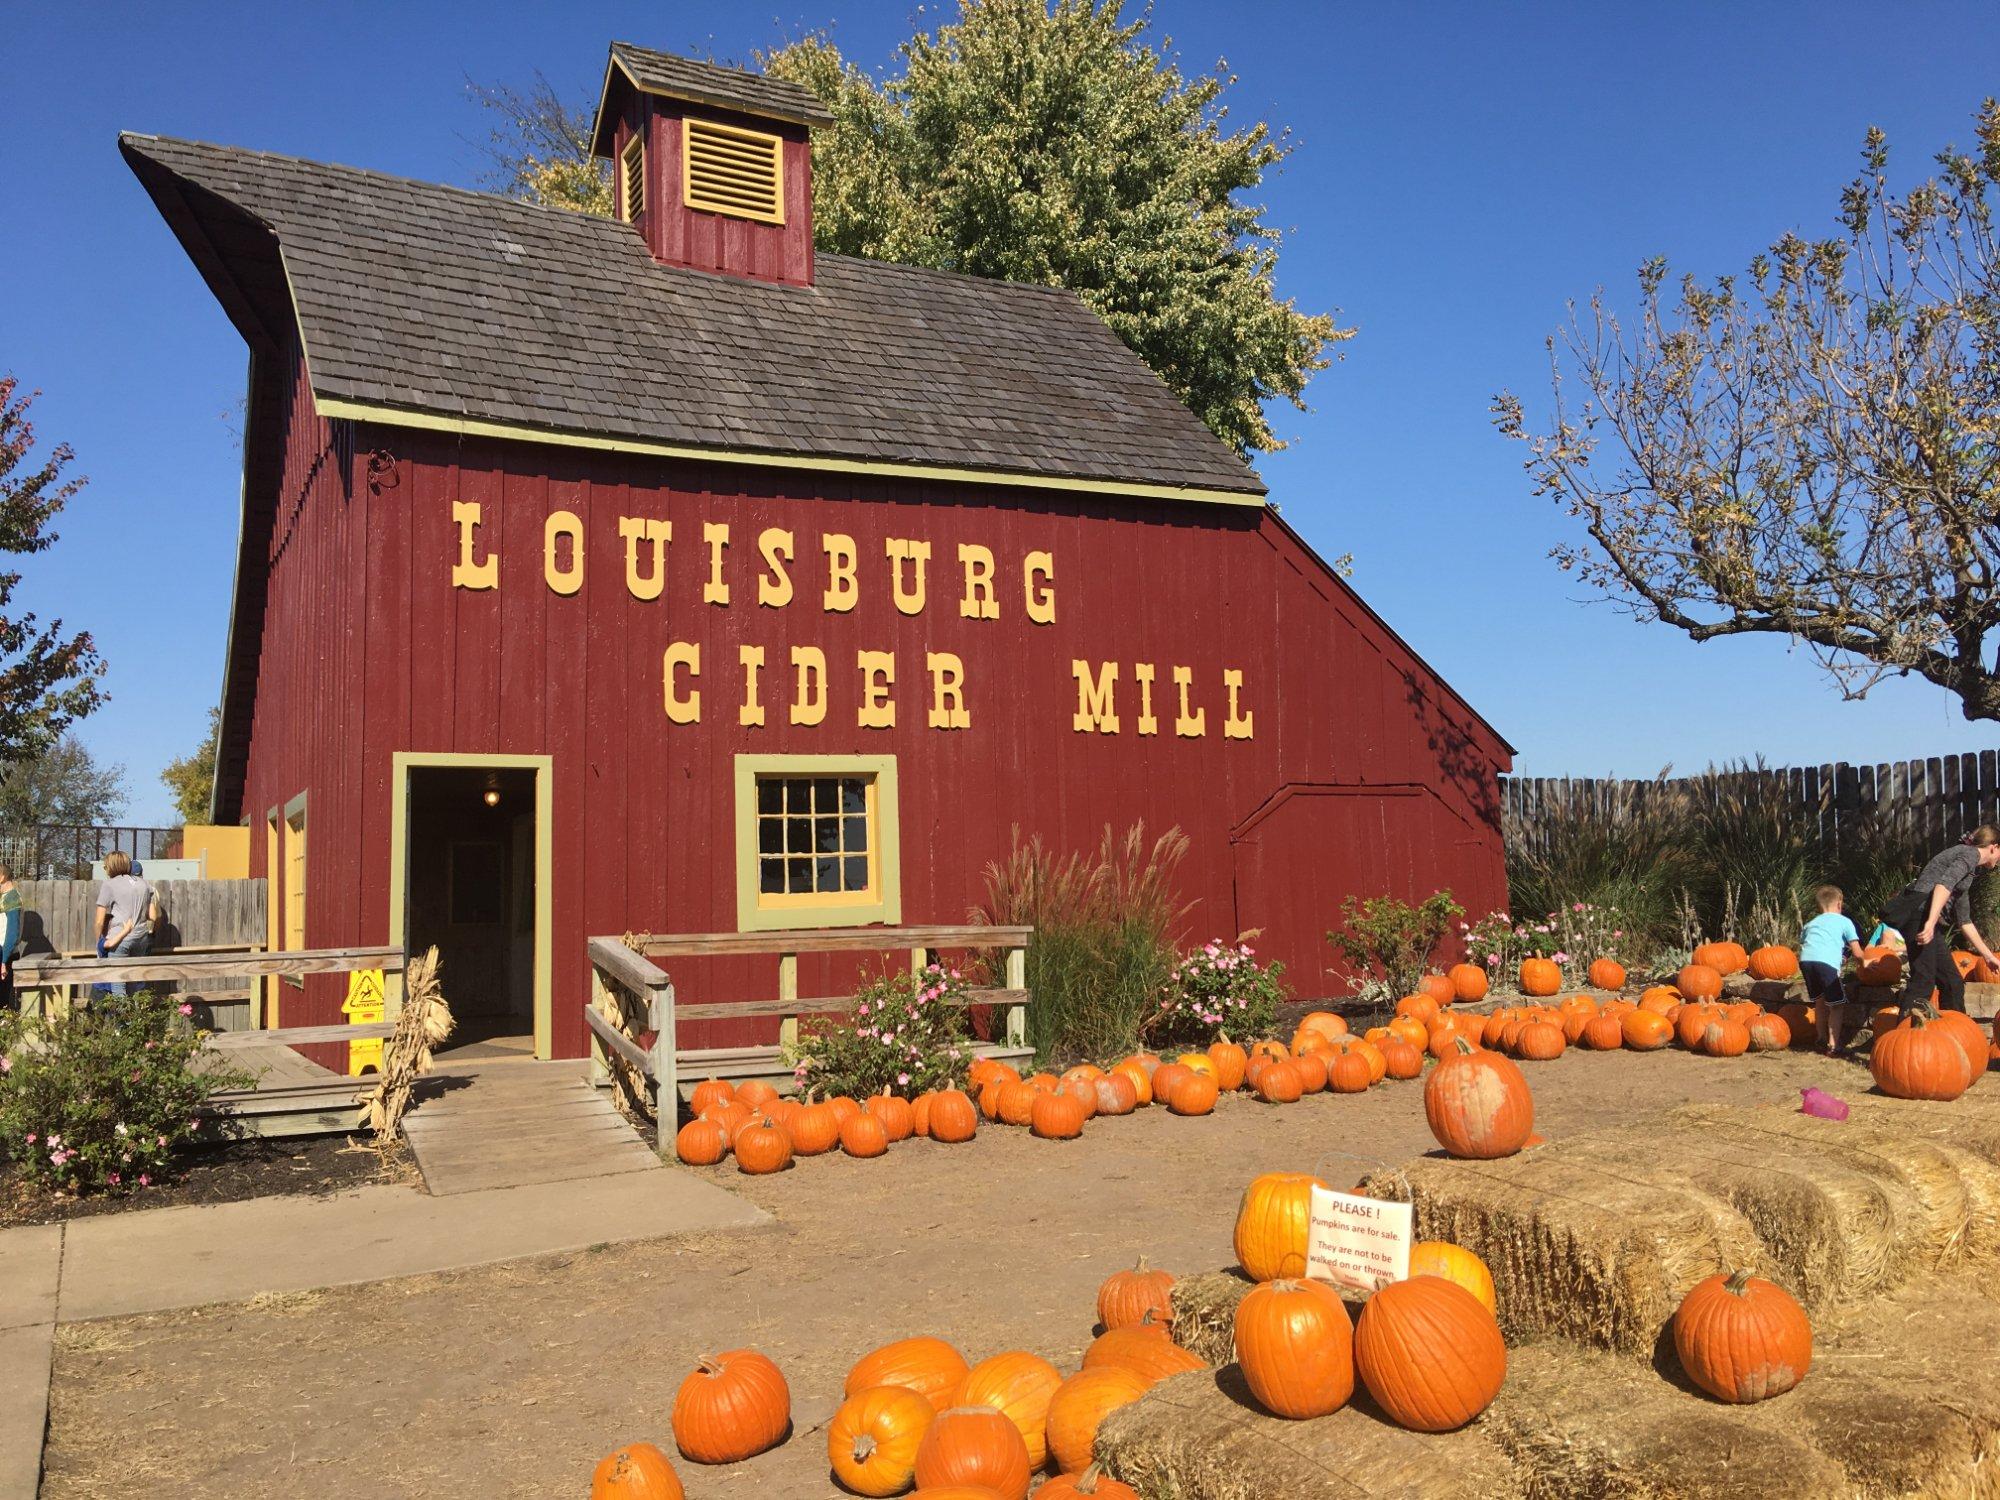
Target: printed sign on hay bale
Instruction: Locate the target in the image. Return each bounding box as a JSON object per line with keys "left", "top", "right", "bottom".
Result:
{"left": 1305, "top": 1185, "right": 1412, "bottom": 1293}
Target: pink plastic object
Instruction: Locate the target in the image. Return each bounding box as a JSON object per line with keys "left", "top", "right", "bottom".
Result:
{"left": 1799, "top": 1087, "right": 1849, "bottom": 1122}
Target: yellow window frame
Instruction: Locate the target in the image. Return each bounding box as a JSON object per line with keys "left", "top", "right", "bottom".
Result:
{"left": 620, "top": 132, "right": 646, "bottom": 222}
{"left": 282, "top": 791, "right": 308, "bottom": 987}
{"left": 734, "top": 754, "right": 900, "bottom": 932}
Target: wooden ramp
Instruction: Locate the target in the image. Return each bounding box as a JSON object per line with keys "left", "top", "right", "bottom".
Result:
{"left": 401, "top": 1057, "right": 660, "bottom": 1197}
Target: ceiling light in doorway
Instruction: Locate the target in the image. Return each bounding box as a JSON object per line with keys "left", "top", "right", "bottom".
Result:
{"left": 482, "top": 774, "right": 502, "bottom": 808}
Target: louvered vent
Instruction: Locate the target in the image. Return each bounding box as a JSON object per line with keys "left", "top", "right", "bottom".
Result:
{"left": 620, "top": 136, "right": 646, "bottom": 222}
{"left": 682, "top": 118, "right": 785, "bottom": 225}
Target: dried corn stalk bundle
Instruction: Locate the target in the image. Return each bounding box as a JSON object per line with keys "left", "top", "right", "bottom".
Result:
{"left": 363, "top": 946, "right": 453, "bottom": 1141}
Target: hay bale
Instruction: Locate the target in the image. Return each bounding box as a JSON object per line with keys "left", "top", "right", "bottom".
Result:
{"left": 1170, "top": 1270, "right": 1254, "bottom": 1367}
{"left": 1095, "top": 1368, "right": 1525, "bottom": 1499}
{"left": 1362, "top": 1148, "right": 1763, "bottom": 1357}
{"left": 1670, "top": 1101, "right": 2000, "bottom": 1274}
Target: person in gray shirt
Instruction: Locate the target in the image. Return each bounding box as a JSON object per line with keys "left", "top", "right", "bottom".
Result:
{"left": 94, "top": 849, "right": 161, "bottom": 999}
{"left": 1887, "top": 825, "right": 2000, "bottom": 1016}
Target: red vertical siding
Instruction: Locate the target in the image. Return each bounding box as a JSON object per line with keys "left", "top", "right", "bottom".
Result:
{"left": 232, "top": 410, "right": 1510, "bottom": 1052}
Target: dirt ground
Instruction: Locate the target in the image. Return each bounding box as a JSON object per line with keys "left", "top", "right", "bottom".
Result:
{"left": 41, "top": 1046, "right": 1886, "bottom": 1499}
{"left": 0, "top": 1136, "right": 412, "bottom": 1228}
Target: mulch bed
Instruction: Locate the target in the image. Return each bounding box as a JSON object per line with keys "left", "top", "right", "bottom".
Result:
{"left": 0, "top": 1134, "right": 412, "bottom": 1227}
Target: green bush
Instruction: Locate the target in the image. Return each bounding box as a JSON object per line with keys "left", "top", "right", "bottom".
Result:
{"left": 1327, "top": 891, "right": 1463, "bottom": 996}
{"left": 1144, "top": 940, "right": 1286, "bottom": 1050}
{"left": 974, "top": 823, "right": 1189, "bottom": 1065}
{"left": 787, "top": 963, "right": 970, "bottom": 1099}
{"left": 0, "top": 992, "right": 254, "bottom": 1195}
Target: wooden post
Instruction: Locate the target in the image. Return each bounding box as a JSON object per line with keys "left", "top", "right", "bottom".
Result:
{"left": 650, "top": 976, "right": 677, "bottom": 1159}
{"left": 910, "top": 946, "right": 926, "bottom": 976}
{"left": 586, "top": 964, "right": 610, "bottom": 1087}
{"left": 1005, "top": 945, "right": 1027, "bottom": 1047}
{"left": 776, "top": 952, "right": 799, "bottom": 1051}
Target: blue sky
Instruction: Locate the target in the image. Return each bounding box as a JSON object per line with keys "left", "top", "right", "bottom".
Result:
{"left": 5, "top": 1, "right": 1998, "bottom": 823}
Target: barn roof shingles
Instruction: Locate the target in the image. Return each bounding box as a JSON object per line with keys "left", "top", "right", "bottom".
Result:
{"left": 606, "top": 41, "right": 834, "bottom": 127}
{"left": 120, "top": 133, "right": 1264, "bottom": 498}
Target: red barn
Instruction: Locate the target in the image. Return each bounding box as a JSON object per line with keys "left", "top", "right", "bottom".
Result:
{"left": 123, "top": 43, "right": 1511, "bottom": 1061}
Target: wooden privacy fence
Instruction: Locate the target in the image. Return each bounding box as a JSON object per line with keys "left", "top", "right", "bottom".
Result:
{"left": 13, "top": 878, "right": 269, "bottom": 1026}
{"left": 1501, "top": 750, "right": 2000, "bottom": 854}
{"left": 585, "top": 925, "right": 1035, "bottom": 1158}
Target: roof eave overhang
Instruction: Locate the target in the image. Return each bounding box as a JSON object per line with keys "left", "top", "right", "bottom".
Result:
{"left": 590, "top": 49, "right": 826, "bottom": 158}
{"left": 314, "top": 394, "right": 1269, "bottom": 508}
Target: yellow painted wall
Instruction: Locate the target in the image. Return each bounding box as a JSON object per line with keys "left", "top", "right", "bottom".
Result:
{"left": 180, "top": 824, "right": 252, "bottom": 879}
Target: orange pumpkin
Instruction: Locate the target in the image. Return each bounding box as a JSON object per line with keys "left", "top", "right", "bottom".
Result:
{"left": 1296, "top": 1012, "right": 1347, "bottom": 1041}
{"left": 1207, "top": 1037, "right": 1249, "bottom": 1090}
{"left": 846, "top": 1336, "right": 971, "bottom": 1412}
{"left": 1418, "top": 973, "right": 1457, "bottom": 1008}
{"left": 951, "top": 1351, "right": 1061, "bottom": 1471}
{"left": 591, "top": 1442, "right": 684, "bottom": 1500}
{"left": 1354, "top": 1277, "right": 1506, "bottom": 1432}
{"left": 1395, "top": 992, "right": 1441, "bottom": 1027}
{"left": 913, "top": 1406, "right": 1032, "bottom": 1500}
{"left": 1255, "top": 1060, "right": 1303, "bottom": 1103}
{"left": 1620, "top": 1009, "right": 1673, "bottom": 1051}
{"left": 1036, "top": 1465, "right": 1141, "bottom": 1500}
{"left": 1514, "top": 1020, "right": 1566, "bottom": 1061}
{"left": 1519, "top": 957, "right": 1562, "bottom": 996}
{"left": 1380, "top": 1037, "right": 1425, "bottom": 1079}
{"left": 1694, "top": 941, "right": 1748, "bottom": 976}
{"left": 1328, "top": 1051, "right": 1372, "bottom": 1093}
{"left": 1677, "top": 963, "right": 1724, "bottom": 1001}
{"left": 1045, "top": 1367, "right": 1152, "bottom": 1477}
{"left": 1150, "top": 1064, "right": 1193, "bottom": 1107}
{"left": 1235, "top": 1277, "right": 1354, "bottom": 1419}
{"left": 791, "top": 1101, "right": 842, "bottom": 1155}
{"left": 1096, "top": 1257, "right": 1175, "bottom": 1332}
{"left": 1580, "top": 1014, "right": 1624, "bottom": 1051}
{"left": 1167, "top": 1071, "right": 1220, "bottom": 1115}
{"left": 688, "top": 1078, "right": 735, "bottom": 1116}
{"left": 1871, "top": 1014, "right": 1974, "bottom": 1100}
{"left": 841, "top": 1110, "right": 890, "bottom": 1158}
{"left": 672, "top": 1349, "right": 790, "bottom": 1464}
{"left": 829, "top": 1385, "right": 936, "bottom": 1497}
{"left": 1081, "top": 1322, "right": 1204, "bottom": 1383}
{"left": 1448, "top": 962, "right": 1490, "bottom": 1002}
{"left": 1235, "top": 1171, "right": 1326, "bottom": 1280}
{"left": 1746, "top": 945, "right": 1799, "bottom": 981}
{"left": 865, "top": 1093, "right": 915, "bottom": 1142}
{"left": 1424, "top": 1041, "right": 1533, "bottom": 1159}
{"left": 1638, "top": 985, "right": 1680, "bottom": 1015}
{"left": 1857, "top": 944, "right": 1904, "bottom": 986}
{"left": 732, "top": 1116, "right": 793, "bottom": 1175}
{"left": 1673, "top": 1270, "right": 1813, "bottom": 1403}
{"left": 674, "top": 1118, "right": 730, "bottom": 1166}
{"left": 1030, "top": 1090, "right": 1088, "bottom": 1140}
{"left": 928, "top": 1088, "right": 979, "bottom": 1143}
{"left": 1292, "top": 1050, "right": 1330, "bottom": 1094}
{"left": 1111, "top": 1061, "right": 1153, "bottom": 1106}
{"left": 1587, "top": 958, "right": 1627, "bottom": 992}
{"left": 996, "top": 1080, "right": 1040, "bottom": 1127}
{"left": 1697, "top": 1019, "right": 1751, "bottom": 1057}
{"left": 1747, "top": 1013, "right": 1792, "bottom": 1051}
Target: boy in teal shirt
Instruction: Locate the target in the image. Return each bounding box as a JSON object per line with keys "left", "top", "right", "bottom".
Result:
{"left": 1800, "top": 884, "right": 1865, "bottom": 1056}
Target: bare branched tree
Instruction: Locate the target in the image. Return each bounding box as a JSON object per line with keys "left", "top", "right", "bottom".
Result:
{"left": 465, "top": 72, "right": 611, "bottom": 216}
{"left": 1496, "top": 100, "right": 2000, "bottom": 723}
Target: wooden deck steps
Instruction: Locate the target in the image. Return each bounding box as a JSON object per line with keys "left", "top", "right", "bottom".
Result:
{"left": 401, "top": 1058, "right": 660, "bottom": 1196}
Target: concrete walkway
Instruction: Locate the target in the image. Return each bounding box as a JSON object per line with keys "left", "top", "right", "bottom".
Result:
{"left": 0, "top": 1166, "right": 765, "bottom": 1496}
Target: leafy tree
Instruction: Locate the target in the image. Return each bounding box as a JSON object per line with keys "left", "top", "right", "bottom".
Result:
{"left": 0, "top": 735, "right": 125, "bottom": 829}
{"left": 1496, "top": 101, "right": 2000, "bottom": 723}
{"left": 159, "top": 706, "right": 219, "bottom": 825}
{"left": 0, "top": 378, "right": 106, "bottom": 760}
{"left": 467, "top": 72, "right": 612, "bottom": 217}
{"left": 471, "top": 2, "right": 1346, "bottom": 454}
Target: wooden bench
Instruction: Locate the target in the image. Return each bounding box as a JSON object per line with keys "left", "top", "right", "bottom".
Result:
{"left": 14, "top": 945, "right": 408, "bottom": 1138}
{"left": 584, "top": 925, "right": 1036, "bottom": 1157}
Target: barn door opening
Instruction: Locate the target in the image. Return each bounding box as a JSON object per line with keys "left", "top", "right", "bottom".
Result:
{"left": 390, "top": 753, "right": 553, "bottom": 1060}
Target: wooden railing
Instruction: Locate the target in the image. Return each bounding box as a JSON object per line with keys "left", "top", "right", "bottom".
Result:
{"left": 585, "top": 925, "right": 1034, "bottom": 1159}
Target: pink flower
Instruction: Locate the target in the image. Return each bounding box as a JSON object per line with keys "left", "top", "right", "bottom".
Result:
{"left": 897, "top": 1072, "right": 911, "bottom": 1086}
{"left": 138, "top": 1175, "right": 151, "bottom": 1187}
{"left": 108, "top": 1173, "right": 121, "bottom": 1186}
{"left": 178, "top": 1002, "right": 194, "bottom": 1016}
{"left": 156, "top": 1135, "right": 167, "bottom": 1148}
{"left": 24, "top": 1133, "right": 34, "bottom": 1145}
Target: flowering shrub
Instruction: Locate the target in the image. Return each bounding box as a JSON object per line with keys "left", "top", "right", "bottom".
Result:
{"left": 0, "top": 992, "right": 253, "bottom": 1196}
{"left": 1146, "top": 940, "right": 1286, "bottom": 1049}
{"left": 789, "top": 963, "right": 971, "bottom": 1099}
{"left": 1327, "top": 891, "right": 1464, "bottom": 996}
{"left": 1462, "top": 902, "right": 1639, "bottom": 989}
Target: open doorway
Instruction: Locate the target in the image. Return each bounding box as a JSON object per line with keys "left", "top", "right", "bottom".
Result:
{"left": 393, "top": 757, "right": 550, "bottom": 1059}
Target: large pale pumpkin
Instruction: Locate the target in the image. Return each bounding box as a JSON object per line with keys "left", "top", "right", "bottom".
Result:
{"left": 846, "top": 1336, "right": 970, "bottom": 1412}
{"left": 1235, "top": 1172, "right": 1327, "bottom": 1280}
{"left": 951, "top": 1351, "right": 1061, "bottom": 1470}
{"left": 1234, "top": 1277, "right": 1354, "bottom": 1419}
{"left": 671, "top": 1349, "right": 791, "bottom": 1464}
{"left": 1354, "top": 1277, "right": 1507, "bottom": 1432}
{"left": 1097, "top": 1257, "right": 1174, "bottom": 1332}
{"left": 1045, "top": 1367, "right": 1152, "bottom": 1476}
{"left": 913, "top": 1406, "right": 1032, "bottom": 1500}
{"left": 829, "top": 1385, "right": 936, "bottom": 1497}
{"left": 1408, "top": 1241, "right": 1496, "bottom": 1314}
{"left": 1673, "top": 1270, "right": 1812, "bottom": 1403}
{"left": 591, "top": 1442, "right": 684, "bottom": 1500}
{"left": 1926, "top": 1009, "right": 1990, "bottom": 1087}
{"left": 1424, "top": 1041, "right": 1534, "bottom": 1158}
